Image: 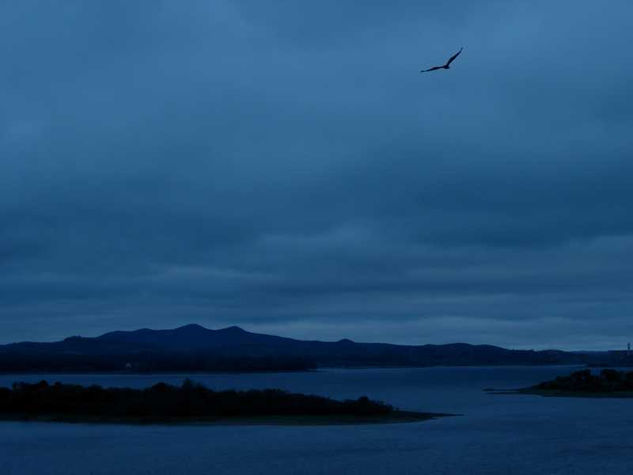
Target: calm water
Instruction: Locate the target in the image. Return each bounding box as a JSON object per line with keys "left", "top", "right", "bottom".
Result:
{"left": 2, "top": 366, "right": 633, "bottom": 474}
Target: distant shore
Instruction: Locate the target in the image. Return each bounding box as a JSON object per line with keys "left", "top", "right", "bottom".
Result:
{"left": 506, "top": 389, "right": 633, "bottom": 398}
{"left": 3, "top": 323, "right": 619, "bottom": 373}
{"left": 487, "top": 368, "right": 633, "bottom": 398}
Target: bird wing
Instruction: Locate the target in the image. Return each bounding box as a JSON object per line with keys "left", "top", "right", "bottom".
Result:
{"left": 445, "top": 47, "right": 463, "bottom": 66}
{"left": 420, "top": 66, "right": 443, "bottom": 73}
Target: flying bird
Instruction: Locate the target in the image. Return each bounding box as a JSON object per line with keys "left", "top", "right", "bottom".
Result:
{"left": 420, "top": 47, "right": 463, "bottom": 73}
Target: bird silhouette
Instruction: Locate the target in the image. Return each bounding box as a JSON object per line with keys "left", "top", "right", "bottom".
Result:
{"left": 420, "top": 47, "right": 463, "bottom": 73}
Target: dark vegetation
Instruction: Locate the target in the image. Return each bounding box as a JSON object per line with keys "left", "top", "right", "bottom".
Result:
{"left": 529, "top": 369, "right": 633, "bottom": 394}
{"left": 0, "top": 379, "right": 434, "bottom": 424}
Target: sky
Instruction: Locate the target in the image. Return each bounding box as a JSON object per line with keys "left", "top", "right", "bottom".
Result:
{"left": 1, "top": 0, "right": 633, "bottom": 349}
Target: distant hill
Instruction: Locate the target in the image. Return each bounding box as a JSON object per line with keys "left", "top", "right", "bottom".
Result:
{"left": 0, "top": 324, "right": 622, "bottom": 373}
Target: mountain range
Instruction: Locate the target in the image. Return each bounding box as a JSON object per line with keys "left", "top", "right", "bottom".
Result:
{"left": 0, "top": 324, "right": 625, "bottom": 373}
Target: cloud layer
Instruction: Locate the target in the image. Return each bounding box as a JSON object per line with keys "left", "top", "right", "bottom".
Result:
{"left": 2, "top": 0, "right": 633, "bottom": 348}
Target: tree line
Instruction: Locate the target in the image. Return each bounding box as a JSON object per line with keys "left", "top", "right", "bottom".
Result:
{"left": 0, "top": 379, "right": 394, "bottom": 421}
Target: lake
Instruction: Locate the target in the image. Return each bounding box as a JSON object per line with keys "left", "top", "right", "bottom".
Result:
{"left": 2, "top": 366, "right": 633, "bottom": 474}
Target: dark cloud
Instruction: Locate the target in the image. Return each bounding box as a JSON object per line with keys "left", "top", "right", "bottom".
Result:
{"left": 1, "top": 0, "right": 633, "bottom": 349}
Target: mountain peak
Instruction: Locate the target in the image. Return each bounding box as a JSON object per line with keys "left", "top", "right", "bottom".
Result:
{"left": 219, "top": 325, "right": 247, "bottom": 333}
{"left": 173, "top": 324, "right": 248, "bottom": 334}
{"left": 175, "top": 323, "right": 208, "bottom": 332}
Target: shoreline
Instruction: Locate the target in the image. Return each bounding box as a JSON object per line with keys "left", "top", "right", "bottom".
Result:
{"left": 487, "top": 388, "right": 633, "bottom": 399}
{"left": 487, "top": 369, "right": 633, "bottom": 398}
{"left": 0, "top": 410, "right": 453, "bottom": 426}
{"left": 0, "top": 363, "right": 587, "bottom": 377}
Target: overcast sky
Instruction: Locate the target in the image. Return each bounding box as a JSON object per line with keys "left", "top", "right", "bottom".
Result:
{"left": 2, "top": 0, "right": 633, "bottom": 349}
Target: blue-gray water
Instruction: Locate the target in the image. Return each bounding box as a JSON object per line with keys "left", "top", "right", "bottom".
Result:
{"left": 2, "top": 366, "right": 633, "bottom": 474}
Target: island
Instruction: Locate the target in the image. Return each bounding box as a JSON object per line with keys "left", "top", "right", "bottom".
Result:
{"left": 489, "top": 369, "right": 633, "bottom": 397}
{"left": 0, "top": 379, "right": 448, "bottom": 425}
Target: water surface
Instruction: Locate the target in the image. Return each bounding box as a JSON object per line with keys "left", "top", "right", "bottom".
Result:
{"left": 2, "top": 366, "right": 632, "bottom": 474}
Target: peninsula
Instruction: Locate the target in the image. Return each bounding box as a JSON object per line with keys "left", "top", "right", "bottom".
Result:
{"left": 492, "top": 369, "right": 633, "bottom": 398}
{"left": 0, "top": 379, "right": 447, "bottom": 425}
